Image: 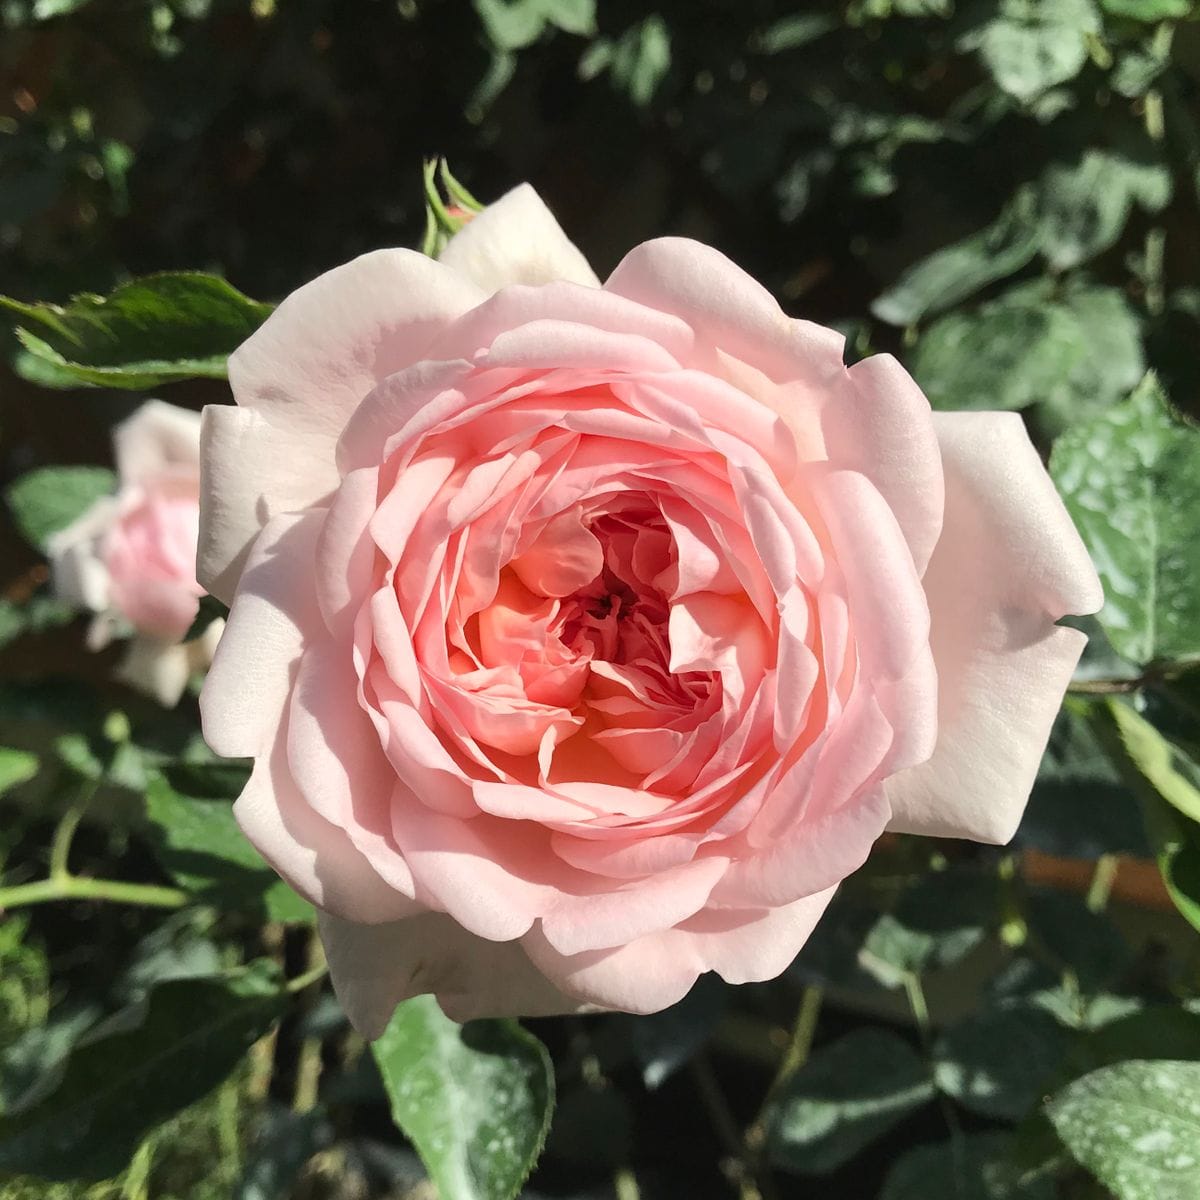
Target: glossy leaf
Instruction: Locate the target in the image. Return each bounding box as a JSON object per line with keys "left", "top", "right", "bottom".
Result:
{"left": 1, "top": 273, "right": 272, "bottom": 390}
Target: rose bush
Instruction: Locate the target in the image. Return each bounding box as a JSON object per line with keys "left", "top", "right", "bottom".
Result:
{"left": 49, "top": 400, "right": 220, "bottom": 706}
{"left": 198, "top": 185, "right": 1102, "bottom": 1034}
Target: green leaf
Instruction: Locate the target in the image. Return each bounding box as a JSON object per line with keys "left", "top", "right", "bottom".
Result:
{"left": 934, "top": 1007, "right": 1068, "bottom": 1120}
{"left": 474, "top": 0, "right": 594, "bottom": 50}
{"left": 184, "top": 593, "right": 229, "bottom": 643}
{"left": 960, "top": 0, "right": 1101, "bottom": 103}
{"left": 0, "top": 965, "right": 284, "bottom": 1181}
{"left": 5, "top": 466, "right": 115, "bottom": 551}
{"left": 0, "top": 593, "right": 77, "bottom": 650}
{"left": 1063, "top": 1008, "right": 1200, "bottom": 1083}
{"left": 0, "top": 748, "right": 38, "bottom": 797}
{"left": 1021, "top": 698, "right": 1149, "bottom": 859}
{"left": 1, "top": 273, "right": 272, "bottom": 390}
{"left": 1101, "top": 0, "right": 1192, "bottom": 19}
{"left": 767, "top": 1028, "right": 933, "bottom": 1175}
{"left": 144, "top": 770, "right": 313, "bottom": 924}
{"left": 871, "top": 187, "right": 1042, "bottom": 326}
{"left": 1047, "top": 1060, "right": 1200, "bottom": 1200}
{"left": 629, "top": 974, "right": 727, "bottom": 1090}
{"left": 1106, "top": 699, "right": 1200, "bottom": 824}
{"left": 592, "top": 16, "right": 672, "bottom": 107}
{"left": 1027, "top": 890, "right": 1131, "bottom": 992}
{"left": 1037, "top": 148, "right": 1172, "bottom": 271}
{"left": 753, "top": 14, "right": 838, "bottom": 53}
{"left": 859, "top": 870, "right": 994, "bottom": 986}
{"left": 371, "top": 996, "right": 555, "bottom": 1200}
{"left": 882, "top": 1132, "right": 1053, "bottom": 1199}
{"left": 1050, "top": 373, "right": 1200, "bottom": 666}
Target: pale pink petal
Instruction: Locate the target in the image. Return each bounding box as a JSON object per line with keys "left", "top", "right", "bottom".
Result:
{"left": 511, "top": 508, "right": 603, "bottom": 597}
{"left": 116, "top": 637, "right": 192, "bottom": 707}
{"left": 235, "top": 729, "right": 419, "bottom": 924}
{"left": 539, "top": 856, "right": 729, "bottom": 956}
{"left": 198, "top": 404, "right": 340, "bottom": 603}
{"left": 114, "top": 400, "right": 202, "bottom": 483}
{"left": 604, "top": 237, "right": 844, "bottom": 386}
{"left": 229, "top": 248, "right": 485, "bottom": 439}
{"left": 47, "top": 497, "right": 118, "bottom": 612}
{"left": 821, "top": 355, "right": 944, "bottom": 575}
{"left": 200, "top": 510, "right": 323, "bottom": 758}
{"left": 885, "top": 412, "right": 1103, "bottom": 844}
{"left": 319, "top": 911, "right": 583, "bottom": 1038}
{"left": 438, "top": 183, "right": 600, "bottom": 293}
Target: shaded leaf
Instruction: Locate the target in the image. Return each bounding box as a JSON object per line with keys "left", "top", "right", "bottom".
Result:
{"left": 0, "top": 965, "right": 284, "bottom": 1181}
{"left": 882, "top": 1132, "right": 1054, "bottom": 1199}
{"left": 766, "top": 1028, "right": 934, "bottom": 1175}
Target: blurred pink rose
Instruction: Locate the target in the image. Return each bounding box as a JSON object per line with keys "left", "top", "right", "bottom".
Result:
{"left": 198, "top": 185, "right": 1102, "bottom": 1033}
{"left": 49, "top": 400, "right": 219, "bottom": 706}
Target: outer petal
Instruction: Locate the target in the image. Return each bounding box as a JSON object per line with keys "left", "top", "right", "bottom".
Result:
{"left": 604, "top": 237, "right": 844, "bottom": 388}
{"left": 438, "top": 183, "right": 600, "bottom": 294}
{"left": 521, "top": 889, "right": 836, "bottom": 1014}
{"left": 885, "top": 412, "right": 1104, "bottom": 843}
{"left": 198, "top": 405, "right": 339, "bottom": 603}
{"left": 113, "top": 400, "right": 202, "bottom": 483}
{"left": 200, "top": 509, "right": 323, "bottom": 758}
{"left": 319, "top": 911, "right": 583, "bottom": 1038}
{"left": 236, "top": 729, "right": 420, "bottom": 925}
{"left": 823, "top": 355, "right": 944, "bottom": 576}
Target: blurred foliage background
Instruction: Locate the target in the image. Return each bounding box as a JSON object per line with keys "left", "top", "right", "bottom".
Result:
{"left": 2, "top": 2, "right": 1200, "bottom": 1199}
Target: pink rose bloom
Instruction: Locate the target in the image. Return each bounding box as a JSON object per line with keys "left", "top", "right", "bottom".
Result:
{"left": 49, "top": 400, "right": 219, "bottom": 706}
{"left": 198, "top": 185, "right": 1102, "bottom": 1034}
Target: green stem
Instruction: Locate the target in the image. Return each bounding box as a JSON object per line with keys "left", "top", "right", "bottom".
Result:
{"left": 49, "top": 777, "right": 98, "bottom": 882}
{"left": 0, "top": 875, "right": 188, "bottom": 910}
{"left": 285, "top": 958, "right": 330, "bottom": 996}
{"left": 614, "top": 1165, "right": 641, "bottom": 1200}
{"left": 690, "top": 1055, "right": 764, "bottom": 1200}
{"left": 1086, "top": 853, "right": 1121, "bottom": 913}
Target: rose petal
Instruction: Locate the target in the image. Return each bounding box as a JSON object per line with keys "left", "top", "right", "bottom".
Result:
{"left": 198, "top": 404, "right": 340, "bottom": 603}
{"left": 319, "top": 910, "right": 583, "bottom": 1037}
{"left": 885, "top": 412, "right": 1103, "bottom": 844}
{"left": 438, "top": 183, "right": 600, "bottom": 293}
{"left": 201, "top": 510, "right": 323, "bottom": 758}
{"left": 114, "top": 400, "right": 202, "bottom": 483}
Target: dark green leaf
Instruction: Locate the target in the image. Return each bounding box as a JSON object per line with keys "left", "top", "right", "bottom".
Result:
{"left": 1, "top": 273, "right": 272, "bottom": 390}
{"left": 630, "top": 974, "right": 728, "bottom": 1090}
{"left": 1050, "top": 374, "right": 1200, "bottom": 666}
{"left": 5, "top": 466, "right": 115, "bottom": 551}
{"left": 372, "top": 996, "right": 555, "bottom": 1200}
{"left": 0, "top": 965, "right": 284, "bottom": 1181}
{"left": 144, "top": 770, "right": 313, "bottom": 924}
{"left": 934, "top": 1007, "right": 1068, "bottom": 1120}
{"left": 237, "top": 1106, "right": 329, "bottom": 1200}
{"left": 766, "top": 1028, "right": 934, "bottom": 1175}
{"left": 1027, "top": 890, "right": 1131, "bottom": 993}
{"left": 1047, "top": 1060, "right": 1200, "bottom": 1200}
{"left": 1020, "top": 698, "right": 1149, "bottom": 859}
{"left": 184, "top": 593, "right": 229, "bottom": 643}
{"left": 872, "top": 187, "right": 1042, "bottom": 326}
{"left": 882, "top": 1132, "right": 1054, "bottom": 1199}
{"left": 0, "top": 593, "right": 77, "bottom": 650}
{"left": 859, "top": 870, "right": 994, "bottom": 986}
